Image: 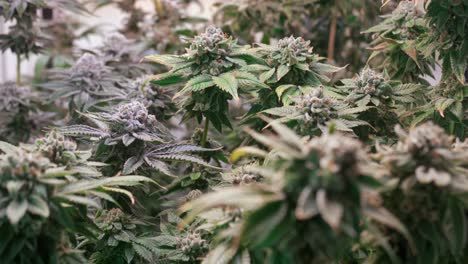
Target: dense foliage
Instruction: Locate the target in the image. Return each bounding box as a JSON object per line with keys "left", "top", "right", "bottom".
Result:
{"left": 0, "top": 0, "right": 467, "bottom": 263}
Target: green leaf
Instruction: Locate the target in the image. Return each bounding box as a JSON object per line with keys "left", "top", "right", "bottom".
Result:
{"left": 295, "top": 186, "right": 318, "bottom": 220}
{"left": 445, "top": 199, "right": 466, "bottom": 256}
{"left": 234, "top": 71, "right": 269, "bottom": 89}
{"left": 316, "top": 189, "right": 343, "bottom": 230}
{"left": 242, "top": 201, "right": 288, "bottom": 248}
{"left": 260, "top": 68, "right": 275, "bottom": 82}
{"left": 339, "top": 106, "right": 372, "bottom": 115}
{"left": 450, "top": 52, "right": 466, "bottom": 84}
{"left": 179, "top": 74, "right": 214, "bottom": 96}
{"left": 262, "top": 106, "right": 297, "bottom": 117}
{"left": 151, "top": 154, "right": 221, "bottom": 170}
{"left": 241, "top": 64, "right": 271, "bottom": 72}
{"left": 123, "top": 156, "right": 144, "bottom": 175}
{"left": 276, "top": 65, "right": 290, "bottom": 81}
{"left": 275, "top": 85, "right": 296, "bottom": 99}
{"left": 213, "top": 72, "right": 239, "bottom": 99}
{"left": 364, "top": 206, "right": 416, "bottom": 253}
{"left": 144, "top": 54, "right": 188, "bottom": 67}
{"left": 149, "top": 72, "right": 184, "bottom": 86}
{"left": 435, "top": 98, "right": 455, "bottom": 117}
{"left": 59, "top": 176, "right": 157, "bottom": 194}
{"left": 59, "top": 195, "right": 100, "bottom": 208}
{"left": 312, "top": 63, "right": 347, "bottom": 74}
{"left": 27, "top": 195, "right": 49, "bottom": 218}
{"left": 122, "top": 134, "right": 136, "bottom": 146}
{"left": 144, "top": 157, "right": 175, "bottom": 177}
{"left": 7, "top": 199, "right": 28, "bottom": 224}
{"left": 132, "top": 243, "right": 153, "bottom": 262}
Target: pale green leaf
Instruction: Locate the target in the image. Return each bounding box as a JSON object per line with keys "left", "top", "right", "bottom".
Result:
{"left": 213, "top": 72, "right": 239, "bottom": 99}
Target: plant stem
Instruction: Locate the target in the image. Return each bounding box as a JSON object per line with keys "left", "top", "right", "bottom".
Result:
{"left": 201, "top": 119, "right": 210, "bottom": 147}
{"left": 153, "top": 0, "right": 164, "bottom": 16}
{"left": 16, "top": 53, "right": 21, "bottom": 85}
{"left": 327, "top": 12, "right": 337, "bottom": 62}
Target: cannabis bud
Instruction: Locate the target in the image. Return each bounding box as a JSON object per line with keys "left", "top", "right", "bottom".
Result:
{"left": 70, "top": 53, "right": 109, "bottom": 91}
{"left": 309, "top": 133, "right": 366, "bottom": 177}
{"left": 0, "top": 148, "right": 52, "bottom": 225}
{"left": 299, "top": 87, "right": 336, "bottom": 124}
{"left": 403, "top": 122, "right": 452, "bottom": 154}
{"left": 190, "top": 26, "right": 228, "bottom": 53}
{"left": 113, "top": 101, "right": 157, "bottom": 133}
{"left": 36, "top": 131, "right": 77, "bottom": 153}
{"left": 101, "top": 208, "right": 136, "bottom": 232}
{"left": 378, "top": 122, "right": 466, "bottom": 189}
{"left": 354, "top": 68, "right": 386, "bottom": 95}
{"left": 393, "top": 0, "right": 420, "bottom": 18}
{"left": 35, "top": 131, "right": 77, "bottom": 162}
{"left": 185, "top": 189, "right": 203, "bottom": 201}
{"left": 101, "top": 33, "right": 132, "bottom": 57}
{"left": 176, "top": 231, "right": 207, "bottom": 255}
{"left": 232, "top": 173, "right": 258, "bottom": 185}
{"left": 415, "top": 166, "right": 451, "bottom": 187}
{"left": 0, "top": 81, "right": 31, "bottom": 113}
{"left": 277, "top": 36, "right": 311, "bottom": 61}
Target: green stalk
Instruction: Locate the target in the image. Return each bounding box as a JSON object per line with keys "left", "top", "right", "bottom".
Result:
{"left": 16, "top": 53, "right": 21, "bottom": 85}
{"left": 153, "top": 0, "right": 164, "bottom": 15}
{"left": 201, "top": 119, "right": 210, "bottom": 147}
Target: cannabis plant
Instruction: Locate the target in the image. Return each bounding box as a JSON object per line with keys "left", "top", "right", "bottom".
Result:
{"left": 182, "top": 121, "right": 407, "bottom": 263}
{"left": 410, "top": 0, "right": 468, "bottom": 138}
{"left": 151, "top": 211, "right": 210, "bottom": 263}
{"left": 249, "top": 36, "right": 343, "bottom": 107}
{"left": 374, "top": 122, "right": 468, "bottom": 263}
{"left": 125, "top": 75, "right": 176, "bottom": 120}
{"left": 146, "top": 26, "right": 266, "bottom": 135}
{"left": 331, "top": 67, "right": 424, "bottom": 138}
{"left": 44, "top": 53, "right": 126, "bottom": 111}
{"left": 34, "top": 130, "right": 106, "bottom": 177}
{"left": 419, "top": 0, "right": 467, "bottom": 85}
{"left": 97, "top": 33, "right": 149, "bottom": 79}
{"left": 0, "top": 81, "right": 48, "bottom": 144}
{"left": 87, "top": 208, "right": 160, "bottom": 264}
{"left": 263, "top": 86, "right": 369, "bottom": 135}
{"left": 364, "top": 0, "right": 436, "bottom": 83}
{"left": 0, "top": 141, "right": 154, "bottom": 263}
{"left": 59, "top": 101, "right": 218, "bottom": 178}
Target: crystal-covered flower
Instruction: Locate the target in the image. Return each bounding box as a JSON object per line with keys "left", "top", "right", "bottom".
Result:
{"left": 392, "top": 0, "right": 421, "bottom": 18}
{"left": 112, "top": 101, "right": 157, "bottom": 133}
{"left": 69, "top": 53, "right": 109, "bottom": 92}
{"left": 298, "top": 87, "right": 337, "bottom": 124}
{"left": 378, "top": 122, "right": 467, "bottom": 190}
{"left": 36, "top": 131, "right": 77, "bottom": 154}
{"left": 404, "top": 122, "right": 452, "bottom": 154}
{"left": 0, "top": 147, "right": 52, "bottom": 225}
{"left": 354, "top": 68, "right": 386, "bottom": 95}
{"left": 309, "top": 133, "right": 367, "bottom": 177}
{"left": 100, "top": 208, "right": 136, "bottom": 231}
{"left": 0, "top": 82, "right": 31, "bottom": 113}
{"left": 176, "top": 231, "right": 208, "bottom": 255}
{"left": 126, "top": 75, "right": 173, "bottom": 116}
{"left": 185, "top": 189, "right": 203, "bottom": 201}
{"left": 190, "top": 26, "right": 228, "bottom": 53}
{"left": 101, "top": 33, "right": 133, "bottom": 58}
{"left": 276, "top": 36, "right": 312, "bottom": 65}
